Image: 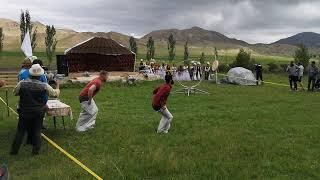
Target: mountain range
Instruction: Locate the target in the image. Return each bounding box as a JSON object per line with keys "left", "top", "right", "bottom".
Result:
{"left": 1, "top": 18, "right": 320, "bottom": 56}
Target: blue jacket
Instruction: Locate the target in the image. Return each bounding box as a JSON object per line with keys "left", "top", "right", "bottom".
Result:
{"left": 18, "top": 68, "right": 48, "bottom": 102}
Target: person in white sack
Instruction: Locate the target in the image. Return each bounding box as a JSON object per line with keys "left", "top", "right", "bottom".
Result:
{"left": 76, "top": 71, "right": 108, "bottom": 132}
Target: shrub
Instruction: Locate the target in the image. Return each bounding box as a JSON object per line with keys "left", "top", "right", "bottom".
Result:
{"left": 218, "top": 63, "right": 230, "bottom": 72}
{"left": 267, "top": 63, "right": 279, "bottom": 73}
{"left": 232, "top": 48, "right": 251, "bottom": 68}
{"left": 280, "top": 64, "right": 288, "bottom": 73}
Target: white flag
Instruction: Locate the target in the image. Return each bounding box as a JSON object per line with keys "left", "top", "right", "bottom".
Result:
{"left": 21, "top": 30, "right": 33, "bottom": 59}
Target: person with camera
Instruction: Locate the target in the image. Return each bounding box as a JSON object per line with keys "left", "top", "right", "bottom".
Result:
{"left": 10, "top": 64, "right": 60, "bottom": 155}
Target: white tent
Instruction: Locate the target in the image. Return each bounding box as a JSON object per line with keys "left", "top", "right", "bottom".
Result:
{"left": 227, "top": 67, "right": 256, "bottom": 85}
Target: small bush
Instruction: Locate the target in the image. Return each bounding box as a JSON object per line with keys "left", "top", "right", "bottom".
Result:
{"left": 280, "top": 64, "right": 288, "bottom": 73}
{"left": 218, "top": 63, "right": 230, "bottom": 72}
{"left": 267, "top": 63, "right": 279, "bottom": 73}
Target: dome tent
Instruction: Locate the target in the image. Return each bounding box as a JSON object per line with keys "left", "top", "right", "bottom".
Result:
{"left": 227, "top": 67, "right": 256, "bottom": 85}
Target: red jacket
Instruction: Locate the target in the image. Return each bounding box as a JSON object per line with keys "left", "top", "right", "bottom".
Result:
{"left": 152, "top": 83, "right": 172, "bottom": 110}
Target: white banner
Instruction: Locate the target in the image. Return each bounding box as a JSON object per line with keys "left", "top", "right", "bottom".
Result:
{"left": 21, "top": 30, "right": 33, "bottom": 59}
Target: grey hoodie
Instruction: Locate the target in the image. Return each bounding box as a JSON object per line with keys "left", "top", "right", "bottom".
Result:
{"left": 286, "top": 65, "right": 299, "bottom": 76}
{"left": 308, "top": 65, "right": 319, "bottom": 78}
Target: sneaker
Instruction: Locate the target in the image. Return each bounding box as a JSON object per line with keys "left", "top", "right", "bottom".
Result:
{"left": 0, "top": 164, "right": 9, "bottom": 180}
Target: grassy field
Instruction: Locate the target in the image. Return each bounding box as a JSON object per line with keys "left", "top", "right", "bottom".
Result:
{"left": 0, "top": 74, "right": 320, "bottom": 179}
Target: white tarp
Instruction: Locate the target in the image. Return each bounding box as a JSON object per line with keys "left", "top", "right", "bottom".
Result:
{"left": 21, "top": 31, "right": 33, "bottom": 58}
{"left": 227, "top": 67, "right": 256, "bottom": 85}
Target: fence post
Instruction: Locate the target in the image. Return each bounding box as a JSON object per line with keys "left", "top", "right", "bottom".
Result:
{"left": 6, "top": 89, "right": 9, "bottom": 117}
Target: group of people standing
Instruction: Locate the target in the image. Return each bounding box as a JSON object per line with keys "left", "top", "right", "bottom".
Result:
{"left": 286, "top": 61, "right": 319, "bottom": 91}
{"left": 139, "top": 59, "right": 213, "bottom": 81}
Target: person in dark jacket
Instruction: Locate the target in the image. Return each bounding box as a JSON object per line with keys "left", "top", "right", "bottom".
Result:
{"left": 308, "top": 61, "right": 319, "bottom": 91}
{"left": 10, "top": 64, "right": 60, "bottom": 155}
{"left": 255, "top": 63, "right": 263, "bottom": 85}
{"left": 152, "top": 74, "right": 174, "bottom": 134}
{"left": 286, "top": 61, "right": 299, "bottom": 91}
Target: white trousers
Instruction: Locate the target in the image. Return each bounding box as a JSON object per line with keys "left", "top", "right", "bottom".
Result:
{"left": 76, "top": 99, "right": 98, "bottom": 132}
{"left": 157, "top": 106, "right": 173, "bottom": 133}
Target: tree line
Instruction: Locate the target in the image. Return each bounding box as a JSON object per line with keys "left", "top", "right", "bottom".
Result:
{"left": 129, "top": 33, "right": 219, "bottom": 64}
{"left": 0, "top": 10, "right": 57, "bottom": 69}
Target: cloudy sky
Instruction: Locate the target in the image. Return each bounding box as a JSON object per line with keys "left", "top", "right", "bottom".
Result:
{"left": 1, "top": 0, "right": 320, "bottom": 44}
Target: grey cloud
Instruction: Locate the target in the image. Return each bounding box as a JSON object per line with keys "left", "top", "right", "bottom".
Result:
{"left": 1, "top": 0, "right": 320, "bottom": 43}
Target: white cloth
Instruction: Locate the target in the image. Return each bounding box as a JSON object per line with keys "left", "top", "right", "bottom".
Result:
{"left": 76, "top": 99, "right": 98, "bottom": 132}
{"left": 298, "top": 65, "right": 304, "bottom": 77}
{"left": 174, "top": 70, "right": 190, "bottom": 81}
{"left": 157, "top": 106, "right": 173, "bottom": 134}
{"left": 21, "top": 30, "right": 33, "bottom": 58}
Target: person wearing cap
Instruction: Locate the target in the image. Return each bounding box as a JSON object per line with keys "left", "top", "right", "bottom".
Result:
{"left": 76, "top": 70, "right": 109, "bottom": 132}
{"left": 18, "top": 58, "right": 47, "bottom": 83}
{"left": 10, "top": 64, "right": 60, "bottom": 155}
{"left": 196, "top": 62, "right": 202, "bottom": 80}
{"left": 204, "top": 62, "right": 211, "bottom": 80}
{"left": 152, "top": 74, "right": 174, "bottom": 134}
{"left": 18, "top": 58, "right": 49, "bottom": 145}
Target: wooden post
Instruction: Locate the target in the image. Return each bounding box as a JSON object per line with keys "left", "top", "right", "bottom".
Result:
{"left": 6, "top": 89, "right": 9, "bottom": 117}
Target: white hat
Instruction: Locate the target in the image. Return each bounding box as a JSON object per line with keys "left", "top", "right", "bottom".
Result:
{"left": 207, "top": 62, "right": 210, "bottom": 65}
{"left": 29, "top": 64, "right": 44, "bottom": 76}
{"left": 197, "top": 62, "right": 201, "bottom": 65}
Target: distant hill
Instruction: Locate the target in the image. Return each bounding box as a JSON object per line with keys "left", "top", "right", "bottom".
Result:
{"left": 273, "top": 32, "right": 320, "bottom": 48}
{"left": 0, "top": 18, "right": 131, "bottom": 51}
{"left": 141, "top": 26, "right": 248, "bottom": 48}
{"left": 1, "top": 18, "right": 320, "bottom": 56}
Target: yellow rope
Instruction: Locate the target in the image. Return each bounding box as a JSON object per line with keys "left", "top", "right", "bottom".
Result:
{"left": 0, "top": 96, "right": 103, "bottom": 180}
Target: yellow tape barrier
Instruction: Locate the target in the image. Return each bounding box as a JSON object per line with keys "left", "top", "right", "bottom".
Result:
{"left": 0, "top": 96, "right": 103, "bottom": 180}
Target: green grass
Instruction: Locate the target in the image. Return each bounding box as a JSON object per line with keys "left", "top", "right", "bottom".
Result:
{"left": 0, "top": 51, "right": 56, "bottom": 69}
{"left": 0, "top": 74, "right": 320, "bottom": 179}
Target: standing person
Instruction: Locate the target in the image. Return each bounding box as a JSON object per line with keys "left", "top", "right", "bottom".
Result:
{"left": 166, "top": 64, "right": 172, "bottom": 75}
{"left": 307, "top": 61, "right": 319, "bottom": 91}
{"left": 18, "top": 58, "right": 48, "bottom": 83}
{"left": 18, "top": 58, "right": 32, "bottom": 81}
{"left": 297, "top": 62, "right": 305, "bottom": 91}
{"left": 286, "top": 61, "right": 299, "bottom": 91}
{"left": 18, "top": 58, "right": 49, "bottom": 144}
{"left": 196, "top": 62, "right": 202, "bottom": 80}
{"left": 10, "top": 64, "right": 60, "bottom": 155}
{"left": 152, "top": 74, "right": 174, "bottom": 134}
{"left": 255, "top": 63, "right": 263, "bottom": 85}
{"left": 76, "top": 71, "right": 109, "bottom": 132}
{"left": 188, "top": 64, "right": 194, "bottom": 80}
{"left": 204, "top": 62, "right": 211, "bottom": 80}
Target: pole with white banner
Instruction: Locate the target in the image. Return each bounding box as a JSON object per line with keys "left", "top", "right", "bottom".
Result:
{"left": 21, "top": 30, "right": 33, "bottom": 60}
